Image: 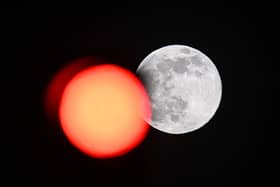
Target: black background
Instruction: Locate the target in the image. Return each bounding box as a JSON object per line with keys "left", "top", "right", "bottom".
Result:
{"left": 6, "top": 5, "right": 268, "bottom": 186}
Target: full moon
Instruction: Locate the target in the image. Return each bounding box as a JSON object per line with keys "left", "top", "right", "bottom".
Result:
{"left": 136, "top": 45, "right": 222, "bottom": 134}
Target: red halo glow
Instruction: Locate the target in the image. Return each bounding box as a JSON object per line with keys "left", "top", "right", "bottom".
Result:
{"left": 44, "top": 57, "right": 96, "bottom": 122}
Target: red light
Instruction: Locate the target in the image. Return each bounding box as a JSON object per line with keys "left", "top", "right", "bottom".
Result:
{"left": 59, "top": 64, "right": 151, "bottom": 158}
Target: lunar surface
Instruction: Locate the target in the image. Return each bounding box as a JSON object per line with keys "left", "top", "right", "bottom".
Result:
{"left": 136, "top": 45, "right": 222, "bottom": 134}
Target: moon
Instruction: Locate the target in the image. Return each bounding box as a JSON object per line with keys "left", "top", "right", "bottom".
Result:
{"left": 136, "top": 45, "right": 222, "bottom": 134}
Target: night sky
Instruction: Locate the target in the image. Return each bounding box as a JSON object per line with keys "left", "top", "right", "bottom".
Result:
{"left": 7, "top": 5, "right": 268, "bottom": 186}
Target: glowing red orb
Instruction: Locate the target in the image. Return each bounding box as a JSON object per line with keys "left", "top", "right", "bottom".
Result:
{"left": 59, "top": 64, "right": 151, "bottom": 159}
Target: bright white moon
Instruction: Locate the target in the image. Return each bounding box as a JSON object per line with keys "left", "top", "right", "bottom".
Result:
{"left": 136, "top": 45, "right": 222, "bottom": 134}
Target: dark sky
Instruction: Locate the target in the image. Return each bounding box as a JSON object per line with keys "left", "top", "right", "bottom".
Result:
{"left": 6, "top": 5, "right": 268, "bottom": 186}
